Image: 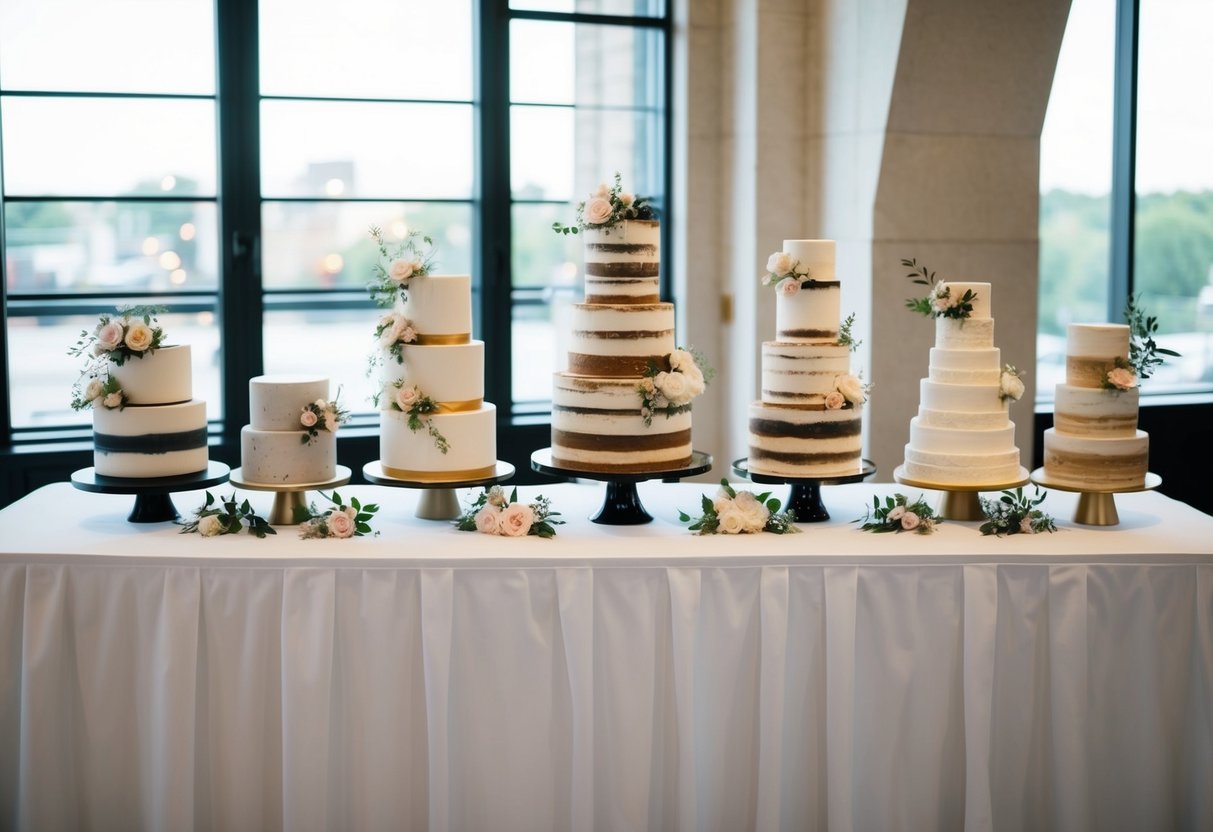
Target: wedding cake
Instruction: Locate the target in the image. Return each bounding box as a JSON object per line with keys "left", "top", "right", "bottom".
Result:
{"left": 240, "top": 375, "right": 343, "bottom": 484}
{"left": 747, "top": 240, "right": 866, "bottom": 477}
{"left": 70, "top": 309, "right": 209, "bottom": 479}
{"left": 1042, "top": 324, "right": 1148, "bottom": 488}
{"left": 901, "top": 281, "right": 1024, "bottom": 485}
{"left": 550, "top": 177, "right": 706, "bottom": 473}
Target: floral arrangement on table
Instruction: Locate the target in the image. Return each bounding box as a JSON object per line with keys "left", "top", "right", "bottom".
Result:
{"left": 837, "top": 312, "right": 862, "bottom": 351}
{"left": 638, "top": 348, "right": 712, "bottom": 427}
{"left": 856, "top": 493, "right": 941, "bottom": 534}
{"left": 179, "top": 491, "right": 276, "bottom": 538}
{"left": 998, "top": 364, "right": 1026, "bottom": 402}
{"left": 678, "top": 479, "right": 800, "bottom": 535}
{"left": 300, "top": 390, "right": 349, "bottom": 445}
{"left": 68, "top": 305, "right": 168, "bottom": 366}
{"left": 70, "top": 374, "right": 126, "bottom": 412}
{"left": 455, "top": 486, "right": 564, "bottom": 538}
{"left": 825, "top": 373, "right": 870, "bottom": 411}
{"left": 978, "top": 487, "right": 1057, "bottom": 536}
{"left": 552, "top": 172, "right": 657, "bottom": 235}
{"left": 901, "top": 258, "right": 976, "bottom": 320}
{"left": 1101, "top": 295, "right": 1180, "bottom": 391}
{"left": 295, "top": 491, "right": 379, "bottom": 539}
{"left": 760, "top": 249, "right": 817, "bottom": 295}
{"left": 367, "top": 225, "right": 437, "bottom": 308}
{"left": 386, "top": 379, "right": 449, "bottom": 453}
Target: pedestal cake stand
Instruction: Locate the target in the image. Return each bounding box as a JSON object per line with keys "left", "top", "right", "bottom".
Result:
{"left": 1030, "top": 467, "right": 1161, "bottom": 526}
{"left": 70, "top": 460, "right": 231, "bottom": 523}
{"left": 893, "top": 465, "right": 1031, "bottom": 522}
{"left": 362, "top": 460, "right": 516, "bottom": 521}
{"left": 531, "top": 447, "right": 713, "bottom": 525}
{"left": 229, "top": 465, "right": 353, "bottom": 526}
{"left": 731, "top": 458, "right": 877, "bottom": 522}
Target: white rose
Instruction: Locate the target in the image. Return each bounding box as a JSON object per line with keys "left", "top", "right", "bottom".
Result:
{"left": 766, "top": 251, "right": 794, "bottom": 276}
{"left": 500, "top": 502, "right": 535, "bottom": 537}
{"left": 300, "top": 409, "right": 318, "bottom": 427}
{"left": 668, "top": 349, "right": 694, "bottom": 373}
{"left": 777, "top": 278, "right": 800, "bottom": 297}
{"left": 84, "top": 379, "right": 105, "bottom": 401}
{"left": 835, "top": 374, "right": 866, "bottom": 406}
{"left": 388, "top": 258, "right": 414, "bottom": 283}
{"left": 474, "top": 505, "right": 502, "bottom": 534}
{"left": 344, "top": 506, "right": 358, "bottom": 520}
{"left": 102, "top": 391, "right": 124, "bottom": 409}
{"left": 487, "top": 485, "right": 507, "bottom": 508}
{"left": 400, "top": 325, "right": 417, "bottom": 344}
{"left": 999, "top": 372, "right": 1025, "bottom": 401}
{"left": 716, "top": 506, "right": 747, "bottom": 534}
{"left": 326, "top": 511, "right": 355, "bottom": 538}
{"left": 315, "top": 398, "right": 327, "bottom": 408}
{"left": 197, "top": 514, "right": 224, "bottom": 537}
{"left": 887, "top": 505, "right": 906, "bottom": 521}
{"left": 584, "top": 197, "right": 613, "bottom": 225}
{"left": 931, "top": 283, "right": 953, "bottom": 312}
{"left": 900, "top": 512, "right": 921, "bottom": 531}
{"left": 124, "top": 322, "right": 154, "bottom": 352}
{"left": 685, "top": 374, "right": 706, "bottom": 398}
{"left": 639, "top": 377, "right": 657, "bottom": 396}
{"left": 377, "top": 314, "right": 399, "bottom": 347}
{"left": 323, "top": 412, "right": 337, "bottom": 433}
{"left": 95, "top": 321, "right": 124, "bottom": 351}
{"left": 732, "top": 491, "right": 771, "bottom": 532}
{"left": 713, "top": 490, "right": 733, "bottom": 514}
{"left": 395, "top": 384, "right": 420, "bottom": 411}
{"left": 656, "top": 370, "right": 691, "bottom": 405}
{"left": 824, "top": 391, "right": 845, "bottom": 410}
{"left": 619, "top": 192, "right": 634, "bottom": 206}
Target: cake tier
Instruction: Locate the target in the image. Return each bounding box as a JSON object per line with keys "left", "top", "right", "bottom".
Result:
{"left": 1066, "top": 323, "right": 1131, "bottom": 388}
{"left": 942, "top": 281, "right": 991, "bottom": 319}
{"left": 748, "top": 401, "right": 862, "bottom": 477}
{"left": 567, "top": 302, "right": 675, "bottom": 377}
{"left": 109, "top": 344, "right": 192, "bottom": 405}
{"left": 760, "top": 341, "right": 852, "bottom": 406}
{"left": 928, "top": 346, "right": 1001, "bottom": 384}
{"left": 240, "top": 427, "right": 336, "bottom": 484}
{"left": 775, "top": 281, "right": 841, "bottom": 342}
{"left": 380, "top": 404, "right": 497, "bottom": 480}
{"left": 783, "top": 239, "right": 835, "bottom": 281}
{"left": 1053, "top": 383, "right": 1139, "bottom": 437}
{"left": 93, "top": 399, "right": 208, "bottom": 478}
{"left": 583, "top": 220, "right": 659, "bottom": 304}
{"left": 1043, "top": 427, "right": 1148, "bottom": 490}
{"left": 935, "top": 317, "right": 995, "bottom": 349}
{"left": 382, "top": 340, "right": 484, "bottom": 403}
{"left": 908, "top": 417, "right": 1016, "bottom": 455}
{"left": 403, "top": 274, "right": 472, "bottom": 341}
{"left": 901, "top": 445, "right": 1022, "bottom": 486}
{"left": 551, "top": 374, "right": 692, "bottom": 473}
{"left": 919, "top": 379, "right": 1006, "bottom": 414}
{"left": 249, "top": 374, "right": 330, "bottom": 431}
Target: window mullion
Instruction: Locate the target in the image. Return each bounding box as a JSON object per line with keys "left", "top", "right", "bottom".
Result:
{"left": 0, "top": 102, "right": 10, "bottom": 447}
{"left": 1109, "top": 0, "right": 1139, "bottom": 320}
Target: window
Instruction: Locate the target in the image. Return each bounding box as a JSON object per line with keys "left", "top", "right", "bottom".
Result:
{"left": 0, "top": 0, "right": 671, "bottom": 455}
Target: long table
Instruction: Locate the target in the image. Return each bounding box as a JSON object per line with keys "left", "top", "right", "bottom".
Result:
{"left": 2, "top": 481, "right": 1211, "bottom": 831}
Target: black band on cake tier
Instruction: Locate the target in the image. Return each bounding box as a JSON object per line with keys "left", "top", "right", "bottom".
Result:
{"left": 94, "top": 427, "right": 209, "bottom": 454}
{"left": 585, "top": 262, "right": 659, "bottom": 277}
{"left": 749, "top": 418, "right": 861, "bottom": 439}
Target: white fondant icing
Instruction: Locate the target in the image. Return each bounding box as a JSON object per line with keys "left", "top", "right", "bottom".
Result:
{"left": 93, "top": 399, "right": 208, "bottom": 478}
{"left": 403, "top": 275, "right": 472, "bottom": 337}
{"left": 109, "top": 344, "right": 192, "bottom": 405}
{"left": 382, "top": 341, "right": 484, "bottom": 403}
{"left": 1067, "top": 323, "right": 1129, "bottom": 361}
{"left": 240, "top": 427, "right": 336, "bottom": 484}
{"left": 775, "top": 284, "right": 841, "bottom": 342}
{"left": 380, "top": 404, "right": 497, "bottom": 474}
{"left": 249, "top": 375, "right": 330, "bottom": 431}
{"left": 782, "top": 239, "right": 835, "bottom": 281}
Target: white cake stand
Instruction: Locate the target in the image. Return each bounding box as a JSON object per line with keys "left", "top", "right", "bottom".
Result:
{"left": 229, "top": 465, "right": 352, "bottom": 526}
{"left": 1030, "top": 467, "right": 1161, "bottom": 526}
{"left": 894, "top": 465, "right": 1031, "bottom": 521}
{"left": 362, "top": 460, "right": 516, "bottom": 520}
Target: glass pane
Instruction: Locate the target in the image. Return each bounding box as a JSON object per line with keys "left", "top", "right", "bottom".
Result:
{"left": 511, "top": 20, "right": 663, "bottom": 108}
{"left": 512, "top": 107, "right": 575, "bottom": 201}
{"left": 7, "top": 308, "right": 221, "bottom": 429}
{"left": 1, "top": 97, "right": 217, "bottom": 196}
{"left": 260, "top": 101, "right": 473, "bottom": 199}
{"left": 262, "top": 201, "right": 473, "bottom": 290}
{"left": 1036, "top": 0, "right": 1115, "bottom": 398}
{"left": 260, "top": 0, "right": 472, "bottom": 101}
{"left": 512, "top": 203, "right": 581, "bottom": 289}
{"left": 5, "top": 201, "right": 218, "bottom": 294}
{"left": 263, "top": 306, "right": 381, "bottom": 415}
{"left": 1133, "top": 0, "right": 1213, "bottom": 390}
{"left": 513, "top": 298, "right": 560, "bottom": 406}
{"left": 0, "top": 0, "right": 214, "bottom": 95}
{"left": 510, "top": 0, "right": 664, "bottom": 15}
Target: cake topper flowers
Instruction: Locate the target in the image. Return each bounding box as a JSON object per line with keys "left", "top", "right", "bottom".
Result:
{"left": 455, "top": 486, "right": 564, "bottom": 538}
{"left": 387, "top": 379, "right": 449, "bottom": 453}
{"left": 901, "top": 258, "right": 976, "bottom": 320}
{"left": 368, "top": 225, "right": 437, "bottom": 307}
{"left": 68, "top": 305, "right": 168, "bottom": 366}
{"left": 552, "top": 172, "right": 657, "bottom": 234}
{"left": 678, "top": 479, "right": 800, "bottom": 535}
{"left": 300, "top": 390, "right": 350, "bottom": 445}
{"left": 638, "top": 348, "right": 712, "bottom": 426}
{"left": 761, "top": 250, "right": 814, "bottom": 293}
{"left": 999, "top": 364, "right": 1026, "bottom": 402}
{"left": 856, "top": 493, "right": 940, "bottom": 534}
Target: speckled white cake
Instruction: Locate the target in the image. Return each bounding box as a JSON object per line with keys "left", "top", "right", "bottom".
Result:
{"left": 240, "top": 374, "right": 336, "bottom": 484}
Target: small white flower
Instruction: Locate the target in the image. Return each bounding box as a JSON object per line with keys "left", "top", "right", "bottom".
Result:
{"left": 835, "top": 374, "right": 867, "bottom": 406}
{"left": 197, "top": 514, "right": 224, "bottom": 537}
{"left": 487, "top": 486, "right": 508, "bottom": 508}
{"left": 766, "top": 251, "right": 794, "bottom": 276}
{"left": 323, "top": 412, "right": 337, "bottom": 433}
{"left": 84, "top": 379, "right": 105, "bottom": 401}
{"left": 668, "top": 349, "right": 695, "bottom": 373}
{"left": 999, "top": 371, "right": 1025, "bottom": 401}
{"left": 732, "top": 491, "right": 771, "bottom": 532}
{"left": 102, "top": 391, "right": 124, "bottom": 409}
{"left": 655, "top": 370, "right": 691, "bottom": 406}
{"left": 716, "top": 506, "right": 747, "bottom": 534}
{"left": 388, "top": 258, "right": 414, "bottom": 283}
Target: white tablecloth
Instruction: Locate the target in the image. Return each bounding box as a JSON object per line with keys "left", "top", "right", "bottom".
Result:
{"left": 1, "top": 481, "right": 1211, "bottom": 831}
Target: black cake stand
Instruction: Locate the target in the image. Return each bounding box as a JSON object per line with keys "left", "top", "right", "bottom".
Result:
{"left": 731, "top": 457, "right": 877, "bottom": 522}
{"left": 70, "top": 460, "right": 231, "bottom": 523}
{"left": 362, "top": 460, "right": 516, "bottom": 520}
{"left": 531, "top": 447, "right": 713, "bottom": 525}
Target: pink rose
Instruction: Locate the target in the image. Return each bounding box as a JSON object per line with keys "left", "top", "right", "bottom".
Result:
{"left": 1107, "top": 367, "right": 1137, "bottom": 390}
{"left": 887, "top": 505, "right": 906, "bottom": 521}
{"left": 777, "top": 278, "right": 800, "bottom": 297}
{"left": 824, "top": 391, "right": 845, "bottom": 410}
{"left": 395, "top": 384, "right": 420, "bottom": 411}
{"left": 95, "top": 321, "right": 124, "bottom": 351}
{"left": 499, "top": 502, "right": 535, "bottom": 537}
{"left": 400, "top": 325, "right": 417, "bottom": 344}
{"left": 326, "top": 510, "right": 355, "bottom": 538}
{"left": 584, "top": 197, "right": 613, "bottom": 225}
{"left": 474, "top": 505, "right": 502, "bottom": 535}
{"left": 900, "top": 512, "right": 921, "bottom": 531}
{"left": 1019, "top": 516, "right": 1035, "bottom": 534}
{"left": 300, "top": 409, "right": 318, "bottom": 427}
{"left": 388, "top": 258, "right": 414, "bottom": 283}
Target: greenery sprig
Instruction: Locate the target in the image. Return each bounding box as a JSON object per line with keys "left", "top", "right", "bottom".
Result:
{"left": 300, "top": 390, "right": 350, "bottom": 445}
{"left": 70, "top": 374, "right": 125, "bottom": 411}
{"left": 295, "top": 491, "right": 379, "bottom": 538}
{"left": 836, "top": 312, "right": 862, "bottom": 351}
{"left": 856, "top": 493, "right": 940, "bottom": 534}
{"left": 367, "top": 225, "right": 437, "bottom": 308}
{"left": 553, "top": 172, "right": 657, "bottom": 234}
{"left": 902, "top": 258, "right": 976, "bottom": 320}
{"left": 178, "top": 491, "right": 276, "bottom": 538}
{"left": 387, "top": 380, "right": 449, "bottom": 454}
{"left": 678, "top": 479, "right": 800, "bottom": 535}
{"left": 1124, "top": 295, "right": 1180, "bottom": 381}
{"left": 455, "top": 486, "right": 564, "bottom": 538}
{"left": 979, "top": 487, "right": 1057, "bottom": 536}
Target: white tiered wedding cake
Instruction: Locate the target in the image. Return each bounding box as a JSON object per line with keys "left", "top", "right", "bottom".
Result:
{"left": 240, "top": 375, "right": 343, "bottom": 484}
{"left": 747, "top": 240, "right": 866, "bottom": 477}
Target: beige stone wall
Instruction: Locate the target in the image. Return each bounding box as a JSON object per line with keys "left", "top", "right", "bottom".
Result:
{"left": 673, "top": 0, "right": 1069, "bottom": 481}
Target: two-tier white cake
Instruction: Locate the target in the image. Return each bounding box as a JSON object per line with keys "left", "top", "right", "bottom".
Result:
{"left": 240, "top": 375, "right": 337, "bottom": 484}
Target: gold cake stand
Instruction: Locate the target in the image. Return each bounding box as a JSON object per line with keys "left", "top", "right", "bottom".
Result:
{"left": 362, "top": 460, "right": 516, "bottom": 520}
{"left": 1030, "top": 467, "right": 1161, "bottom": 526}
{"left": 229, "top": 465, "right": 352, "bottom": 525}
{"left": 894, "top": 465, "right": 1031, "bottom": 521}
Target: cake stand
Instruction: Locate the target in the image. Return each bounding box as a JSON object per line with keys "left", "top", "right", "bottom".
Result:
{"left": 731, "top": 458, "right": 877, "bottom": 522}
{"left": 229, "top": 465, "right": 352, "bottom": 526}
{"left": 362, "top": 460, "right": 516, "bottom": 520}
{"left": 70, "top": 460, "right": 231, "bottom": 523}
{"left": 531, "top": 447, "right": 713, "bottom": 525}
{"left": 1030, "top": 467, "right": 1162, "bottom": 526}
{"left": 893, "top": 465, "right": 1031, "bottom": 521}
